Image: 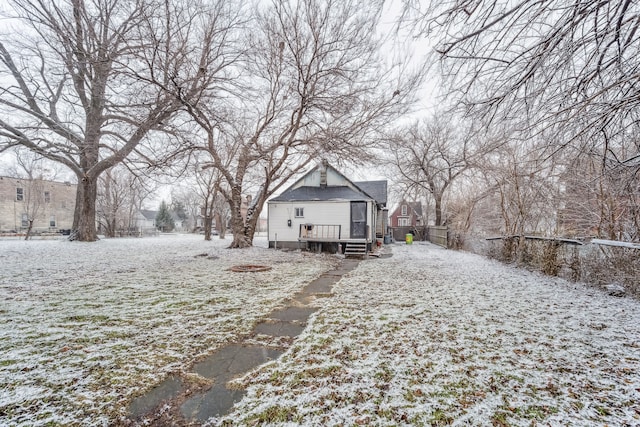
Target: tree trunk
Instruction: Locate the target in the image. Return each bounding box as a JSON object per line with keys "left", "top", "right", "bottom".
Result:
{"left": 434, "top": 194, "right": 443, "bottom": 226}
{"left": 229, "top": 222, "right": 253, "bottom": 249}
{"left": 25, "top": 219, "right": 33, "bottom": 240}
{"left": 72, "top": 177, "right": 98, "bottom": 241}
{"left": 229, "top": 214, "right": 252, "bottom": 248}
{"left": 204, "top": 213, "right": 212, "bottom": 241}
{"left": 214, "top": 212, "right": 226, "bottom": 239}
{"left": 229, "top": 198, "right": 262, "bottom": 249}
{"left": 107, "top": 215, "right": 116, "bottom": 238}
{"left": 228, "top": 189, "right": 252, "bottom": 248}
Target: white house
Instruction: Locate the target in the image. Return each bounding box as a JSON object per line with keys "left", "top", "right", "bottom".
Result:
{"left": 135, "top": 209, "right": 157, "bottom": 229}
{"left": 267, "top": 160, "right": 387, "bottom": 256}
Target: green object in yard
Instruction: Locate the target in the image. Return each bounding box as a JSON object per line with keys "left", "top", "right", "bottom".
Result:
{"left": 406, "top": 233, "right": 413, "bottom": 244}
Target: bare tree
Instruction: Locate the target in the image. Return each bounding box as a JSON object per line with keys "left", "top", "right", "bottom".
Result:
{"left": 9, "top": 151, "right": 52, "bottom": 239}
{"left": 96, "top": 166, "right": 153, "bottom": 237}
{"left": 195, "top": 161, "right": 227, "bottom": 241}
{"left": 561, "top": 142, "right": 640, "bottom": 241}
{"left": 211, "top": 190, "right": 230, "bottom": 239}
{"left": 0, "top": 0, "right": 239, "bottom": 241}
{"left": 171, "top": 186, "right": 202, "bottom": 233}
{"left": 444, "top": 172, "right": 492, "bottom": 244}
{"left": 402, "top": 0, "right": 640, "bottom": 170}
{"left": 185, "top": 0, "right": 422, "bottom": 248}
{"left": 389, "top": 117, "right": 473, "bottom": 226}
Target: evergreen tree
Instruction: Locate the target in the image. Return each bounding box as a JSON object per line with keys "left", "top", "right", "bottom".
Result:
{"left": 155, "top": 200, "right": 175, "bottom": 232}
{"left": 171, "top": 201, "right": 188, "bottom": 222}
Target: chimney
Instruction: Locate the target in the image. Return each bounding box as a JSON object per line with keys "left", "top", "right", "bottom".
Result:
{"left": 320, "top": 159, "right": 328, "bottom": 187}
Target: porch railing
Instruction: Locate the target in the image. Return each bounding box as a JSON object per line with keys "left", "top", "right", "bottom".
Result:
{"left": 299, "top": 224, "right": 341, "bottom": 240}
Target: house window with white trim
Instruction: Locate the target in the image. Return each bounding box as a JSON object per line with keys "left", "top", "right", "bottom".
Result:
{"left": 21, "top": 213, "right": 28, "bottom": 227}
{"left": 401, "top": 204, "right": 407, "bottom": 215}
{"left": 399, "top": 217, "right": 409, "bottom": 226}
{"left": 294, "top": 207, "right": 304, "bottom": 218}
{"left": 50, "top": 215, "right": 56, "bottom": 227}
{"left": 44, "top": 191, "right": 50, "bottom": 203}
{"left": 16, "top": 188, "right": 24, "bottom": 201}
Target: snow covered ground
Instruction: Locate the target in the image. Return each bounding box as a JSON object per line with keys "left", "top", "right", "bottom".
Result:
{"left": 0, "top": 234, "right": 339, "bottom": 426}
{"left": 216, "top": 242, "right": 640, "bottom": 426}
{"left": 1, "top": 236, "right": 639, "bottom": 426}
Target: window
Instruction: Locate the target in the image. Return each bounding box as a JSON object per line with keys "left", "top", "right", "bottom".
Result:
{"left": 50, "top": 215, "right": 56, "bottom": 227}
{"left": 44, "top": 191, "right": 50, "bottom": 203}
{"left": 399, "top": 218, "right": 410, "bottom": 226}
{"left": 21, "top": 213, "right": 28, "bottom": 227}
{"left": 294, "top": 207, "right": 304, "bottom": 218}
{"left": 401, "top": 204, "right": 407, "bottom": 215}
{"left": 16, "top": 188, "right": 23, "bottom": 201}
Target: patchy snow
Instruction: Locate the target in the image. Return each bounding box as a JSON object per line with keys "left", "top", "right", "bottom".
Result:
{"left": 2, "top": 237, "right": 639, "bottom": 426}
{"left": 0, "top": 234, "right": 339, "bottom": 426}
{"left": 214, "top": 242, "right": 640, "bottom": 426}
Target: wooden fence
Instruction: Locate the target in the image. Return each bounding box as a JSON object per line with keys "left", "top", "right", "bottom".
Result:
{"left": 389, "top": 225, "right": 449, "bottom": 248}
{"left": 427, "top": 226, "right": 448, "bottom": 248}
{"left": 390, "top": 226, "right": 423, "bottom": 242}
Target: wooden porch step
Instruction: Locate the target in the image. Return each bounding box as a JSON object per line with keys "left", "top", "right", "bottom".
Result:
{"left": 344, "top": 242, "right": 367, "bottom": 259}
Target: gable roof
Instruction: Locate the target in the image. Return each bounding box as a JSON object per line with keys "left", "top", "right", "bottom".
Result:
{"left": 355, "top": 180, "right": 387, "bottom": 207}
{"left": 139, "top": 209, "right": 157, "bottom": 221}
{"left": 392, "top": 200, "right": 422, "bottom": 217}
{"left": 269, "top": 161, "right": 387, "bottom": 206}
{"left": 271, "top": 185, "right": 370, "bottom": 202}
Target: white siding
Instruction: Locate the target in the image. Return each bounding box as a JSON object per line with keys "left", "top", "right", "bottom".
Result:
{"left": 293, "top": 168, "right": 350, "bottom": 189}
{"left": 268, "top": 200, "right": 381, "bottom": 242}
{"left": 269, "top": 200, "right": 352, "bottom": 241}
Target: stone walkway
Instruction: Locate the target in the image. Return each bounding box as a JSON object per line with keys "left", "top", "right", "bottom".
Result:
{"left": 126, "top": 258, "right": 361, "bottom": 425}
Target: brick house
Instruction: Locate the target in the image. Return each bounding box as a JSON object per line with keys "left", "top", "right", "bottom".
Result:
{"left": 389, "top": 199, "right": 423, "bottom": 227}
{"left": 0, "top": 176, "right": 76, "bottom": 233}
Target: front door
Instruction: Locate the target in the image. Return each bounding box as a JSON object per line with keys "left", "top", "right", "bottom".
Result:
{"left": 350, "top": 201, "right": 367, "bottom": 239}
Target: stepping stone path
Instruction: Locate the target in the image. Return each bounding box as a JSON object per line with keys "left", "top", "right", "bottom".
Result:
{"left": 126, "top": 258, "right": 361, "bottom": 425}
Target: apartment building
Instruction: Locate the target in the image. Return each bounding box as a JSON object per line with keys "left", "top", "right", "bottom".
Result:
{"left": 0, "top": 176, "right": 76, "bottom": 233}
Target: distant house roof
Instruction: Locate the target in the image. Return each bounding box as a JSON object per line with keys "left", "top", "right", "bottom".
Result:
{"left": 392, "top": 200, "right": 422, "bottom": 217}
{"left": 140, "top": 209, "right": 157, "bottom": 221}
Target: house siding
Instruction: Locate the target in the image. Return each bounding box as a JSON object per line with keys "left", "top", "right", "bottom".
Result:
{"left": 0, "top": 176, "right": 76, "bottom": 233}
{"left": 389, "top": 201, "right": 422, "bottom": 228}
{"left": 293, "top": 168, "right": 349, "bottom": 189}
{"left": 267, "top": 161, "right": 386, "bottom": 253}
{"left": 268, "top": 199, "right": 379, "bottom": 248}
{"left": 269, "top": 200, "right": 352, "bottom": 244}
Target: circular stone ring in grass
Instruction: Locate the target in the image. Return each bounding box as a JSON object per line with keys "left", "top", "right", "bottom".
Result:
{"left": 228, "top": 265, "right": 272, "bottom": 272}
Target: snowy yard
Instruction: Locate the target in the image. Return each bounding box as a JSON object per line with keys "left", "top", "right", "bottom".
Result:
{"left": 1, "top": 236, "right": 639, "bottom": 426}
{"left": 216, "top": 243, "right": 640, "bottom": 426}
{"left": 0, "top": 234, "right": 338, "bottom": 426}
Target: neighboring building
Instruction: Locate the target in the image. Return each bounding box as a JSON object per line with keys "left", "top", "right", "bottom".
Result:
{"left": 389, "top": 199, "right": 423, "bottom": 227}
{"left": 267, "top": 160, "right": 387, "bottom": 256}
{"left": 0, "top": 176, "right": 76, "bottom": 233}
{"left": 135, "top": 209, "right": 157, "bottom": 230}
{"left": 171, "top": 212, "right": 185, "bottom": 231}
